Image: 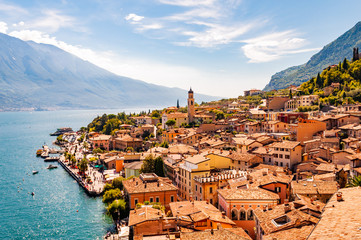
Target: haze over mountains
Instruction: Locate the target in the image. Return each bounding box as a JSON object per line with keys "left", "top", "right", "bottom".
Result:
{"left": 0, "top": 33, "right": 217, "bottom": 111}
{"left": 264, "top": 22, "right": 361, "bottom": 91}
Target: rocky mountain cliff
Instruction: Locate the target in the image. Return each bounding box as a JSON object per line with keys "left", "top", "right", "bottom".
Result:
{"left": 264, "top": 22, "right": 361, "bottom": 91}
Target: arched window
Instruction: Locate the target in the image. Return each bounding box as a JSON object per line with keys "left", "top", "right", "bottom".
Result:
{"left": 247, "top": 209, "right": 254, "bottom": 220}
{"left": 231, "top": 209, "right": 238, "bottom": 220}
{"left": 239, "top": 209, "right": 246, "bottom": 220}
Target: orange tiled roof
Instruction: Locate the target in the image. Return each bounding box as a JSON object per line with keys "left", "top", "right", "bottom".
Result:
{"left": 218, "top": 188, "right": 279, "bottom": 200}
{"left": 128, "top": 206, "right": 163, "bottom": 226}
{"left": 308, "top": 187, "right": 361, "bottom": 240}
{"left": 123, "top": 176, "right": 177, "bottom": 194}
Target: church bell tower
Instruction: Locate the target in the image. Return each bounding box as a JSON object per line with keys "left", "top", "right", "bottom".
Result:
{"left": 188, "top": 87, "right": 195, "bottom": 123}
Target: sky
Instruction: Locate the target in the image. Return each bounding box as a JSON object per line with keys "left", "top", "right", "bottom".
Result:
{"left": 1, "top": 0, "right": 361, "bottom": 98}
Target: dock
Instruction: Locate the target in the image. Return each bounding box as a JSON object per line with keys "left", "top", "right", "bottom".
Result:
{"left": 57, "top": 156, "right": 104, "bottom": 196}
{"left": 44, "top": 156, "right": 60, "bottom": 162}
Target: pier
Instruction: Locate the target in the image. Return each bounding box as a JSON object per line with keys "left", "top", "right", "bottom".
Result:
{"left": 57, "top": 156, "right": 104, "bottom": 196}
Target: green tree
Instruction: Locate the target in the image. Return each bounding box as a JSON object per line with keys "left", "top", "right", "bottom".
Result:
{"left": 140, "top": 154, "right": 156, "bottom": 174}
{"left": 112, "top": 177, "right": 125, "bottom": 190}
{"left": 78, "top": 158, "right": 89, "bottom": 173}
{"left": 165, "top": 119, "right": 176, "bottom": 128}
{"left": 160, "top": 140, "right": 169, "bottom": 148}
{"left": 154, "top": 156, "right": 165, "bottom": 177}
{"left": 106, "top": 199, "right": 127, "bottom": 221}
{"left": 346, "top": 176, "right": 361, "bottom": 187}
{"left": 103, "top": 188, "right": 122, "bottom": 204}
{"left": 342, "top": 58, "right": 349, "bottom": 70}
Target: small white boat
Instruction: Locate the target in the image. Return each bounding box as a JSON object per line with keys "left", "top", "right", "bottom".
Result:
{"left": 32, "top": 171, "right": 39, "bottom": 175}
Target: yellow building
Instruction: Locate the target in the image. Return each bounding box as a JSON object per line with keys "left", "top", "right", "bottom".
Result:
{"left": 177, "top": 150, "right": 232, "bottom": 200}
{"left": 161, "top": 112, "right": 188, "bottom": 129}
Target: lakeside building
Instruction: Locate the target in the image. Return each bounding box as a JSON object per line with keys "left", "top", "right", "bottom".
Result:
{"left": 123, "top": 173, "right": 178, "bottom": 210}
{"left": 89, "top": 134, "right": 112, "bottom": 151}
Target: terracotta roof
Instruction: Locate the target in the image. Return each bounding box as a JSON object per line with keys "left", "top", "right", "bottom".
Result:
{"left": 225, "top": 228, "right": 252, "bottom": 240}
{"left": 169, "top": 201, "right": 235, "bottom": 226}
{"left": 232, "top": 138, "right": 257, "bottom": 146}
{"left": 228, "top": 152, "right": 261, "bottom": 163}
{"left": 291, "top": 180, "right": 338, "bottom": 195}
{"left": 165, "top": 144, "right": 198, "bottom": 154}
{"left": 293, "top": 194, "right": 325, "bottom": 213}
{"left": 263, "top": 225, "right": 315, "bottom": 240}
{"left": 90, "top": 134, "right": 112, "bottom": 141}
{"left": 218, "top": 188, "right": 279, "bottom": 200}
{"left": 123, "top": 176, "right": 177, "bottom": 194}
{"left": 270, "top": 140, "right": 300, "bottom": 149}
{"left": 308, "top": 187, "right": 361, "bottom": 240}
{"left": 167, "top": 112, "right": 188, "bottom": 118}
{"left": 315, "top": 163, "right": 344, "bottom": 172}
{"left": 252, "top": 164, "right": 286, "bottom": 173}
{"left": 254, "top": 204, "right": 319, "bottom": 236}
{"left": 180, "top": 228, "right": 250, "bottom": 240}
{"left": 116, "top": 134, "right": 142, "bottom": 142}
{"left": 184, "top": 153, "right": 209, "bottom": 164}
{"left": 128, "top": 206, "right": 163, "bottom": 226}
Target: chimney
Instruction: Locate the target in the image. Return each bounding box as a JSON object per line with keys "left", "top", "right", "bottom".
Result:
{"left": 157, "top": 181, "right": 160, "bottom": 187}
{"left": 144, "top": 183, "right": 147, "bottom": 188}
{"left": 336, "top": 192, "right": 343, "bottom": 202}
{"left": 316, "top": 205, "right": 321, "bottom": 211}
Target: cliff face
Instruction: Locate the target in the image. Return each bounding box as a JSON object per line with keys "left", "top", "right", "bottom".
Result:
{"left": 0, "top": 33, "right": 217, "bottom": 110}
{"left": 264, "top": 22, "right": 361, "bottom": 91}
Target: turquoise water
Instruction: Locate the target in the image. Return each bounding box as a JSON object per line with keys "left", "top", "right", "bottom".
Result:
{"left": 0, "top": 109, "right": 144, "bottom": 239}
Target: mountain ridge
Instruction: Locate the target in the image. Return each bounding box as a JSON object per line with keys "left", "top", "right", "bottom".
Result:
{"left": 0, "top": 33, "right": 218, "bottom": 111}
{"left": 264, "top": 21, "right": 361, "bottom": 91}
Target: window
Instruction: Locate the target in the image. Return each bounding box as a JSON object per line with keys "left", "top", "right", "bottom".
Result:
{"left": 134, "top": 199, "right": 138, "bottom": 205}
{"left": 285, "top": 155, "right": 290, "bottom": 159}
{"left": 239, "top": 209, "right": 246, "bottom": 220}
{"left": 272, "top": 215, "right": 291, "bottom": 227}
{"left": 170, "top": 196, "right": 174, "bottom": 202}
{"left": 279, "top": 154, "right": 283, "bottom": 158}
{"left": 247, "top": 209, "right": 254, "bottom": 220}
{"left": 195, "top": 185, "right": 198, "bottom": 191}
{"left": 149, "top": 197, "right": 154, "bottom": 203}
{"left": 275, "top": 187, "right": 281, "bottom": 193}
{"left": 200, "top": 187, "right": 202, "bottom": 193}
{"left": 231, "top": 209, "right": 238, "bottom": 220}
{"left": 156, "top": 197, "right": 160, "bottom": 203}
{"left": 209, "top": 187, "right": 213, "bottom": 194}
{"left": 210, "top": 199, "right": 213, "bottom": 204}
{"left": 280, "top": 162, "right": 283, "bottom": 167}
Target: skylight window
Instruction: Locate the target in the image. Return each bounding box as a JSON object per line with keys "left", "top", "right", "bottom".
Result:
{"left": 272, "top": 215, "right": 291, "bottom": 227}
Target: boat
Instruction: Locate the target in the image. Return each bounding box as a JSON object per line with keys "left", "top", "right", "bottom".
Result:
{"left": 36, "top": 149, "right": 43, "bottom": 156}
{"left": 50, "top": 127, "right": 73, "bottom": 136}
{"left": 31, "top": 192, "right": 35, "bottom": 196}
{"left": 32, "top": 171, "right": 39, "bottom": 174}
{"left": 47, "top": 164, "right": 58, "bottom": 169}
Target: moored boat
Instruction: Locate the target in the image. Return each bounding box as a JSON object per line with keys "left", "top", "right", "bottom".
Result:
{"left": 32, "top": 170, "right": 39, "bottom": 174}
{"left": 47, "top": 164, "right": 58, "bottom": 169}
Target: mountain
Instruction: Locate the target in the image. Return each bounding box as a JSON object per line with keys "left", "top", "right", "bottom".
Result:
{"left": 264, "top": 21, "right": 361, "bottom": 91}
{"left": 0, "top": 33, "right": 218, "bottom": 111}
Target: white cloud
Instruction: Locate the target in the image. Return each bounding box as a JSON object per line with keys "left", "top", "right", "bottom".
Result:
{"left": 12, "top": 21, "right": 25, "bottom": 27}
{"left": 29, "top": 10, "right": 76, "bottom": 32}
{"left": 176, "top": 22, "right": 254, "bottom": 48}
{"left": 241, "top": 31, "right": 320, "bottom": 63}
{"left": 137, "top": 23, "right": 163, "bottom": 31}
{"left": 0, "top": 21, "right": 8, "bottom": 33}
{"left": 125, "top": 13, "right": 144, "bottom": 22}
{"left": 158, "top": 0, "right": 216, "bottom": 7}
{"left": 0, "top": 2, "right": 28, "bottom": 15}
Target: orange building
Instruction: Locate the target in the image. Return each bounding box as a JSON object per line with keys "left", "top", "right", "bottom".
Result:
{"left": 218, "top": 188, "right": 279, "bottom": 239}
{"left": 296, "top": 119, "right": 326, "bottom": 144}
{"left": 89, "top": 134, "right": 112, "bottom": 151}
{"left": 123, "top": 173, "right": 178, "bottom": 209}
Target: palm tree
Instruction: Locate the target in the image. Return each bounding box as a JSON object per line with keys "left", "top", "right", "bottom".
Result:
{"left": 346, "top": 176, "right": 361, "bottom": 187}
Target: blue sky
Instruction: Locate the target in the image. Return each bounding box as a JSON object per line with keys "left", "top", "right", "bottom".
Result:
{"left": 0, "top": 0, "right": 361, "bottom": 97}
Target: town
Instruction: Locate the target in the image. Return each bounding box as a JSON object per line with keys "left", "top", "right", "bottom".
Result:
{"left": 50, "top": 86, "right": 361, "bottom": 240}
